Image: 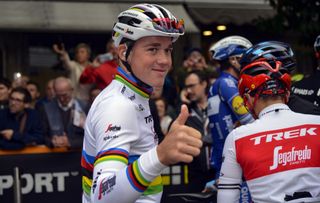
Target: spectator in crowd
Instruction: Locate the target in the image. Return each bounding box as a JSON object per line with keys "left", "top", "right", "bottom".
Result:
{"left": 85, "top": 85, "right": 101, "bottom": 114}
{"left": 178, "top": 48, "right": 219, "bottom": 106}
{"left": 0, "top": 77, "right": 11, "bottom": 110}
{"left": 207, "top": 36, "right": 254, "bottom": 179}
{"left": 53, "top": 42, "right": 92, "bottom": 102}
{"left": 0, "top": 87, "right": 43, "bottom": 149}
{"left": 81, "top": 4, "right": 202, "bottom": 203}
{"left": 183, "top": 70, "right": 215, "bottom": 192}
{"left": 176, "top": 48, "right": 209, "bottom": 92}
{"left": 240, "top": 41, "right": 320, "bottom": 115}
{"left": 12, "top": 73, "right": 29, "bottom": 88}
{"left": 35, "top": 79, "right": 55, "bottom": 109}
{"left": 217, "top": 53, "right": 320, "bottom": 203}
{"left": 26, "top": 81, "right": 41, "bottom": 109}
{"left": 42, "top": 76, "right": 86, "bottom": 149}
{"left": 79, "top": 39, "right": 118, "bottom": 90}
{"left": 154, "top": 97, "right": 173, "bottom": 135}
{"left": 291, "top": 34, "right": 320, "bottom": 107}
{"left": 183, "top": 48, "right": 208, "bottom": 72}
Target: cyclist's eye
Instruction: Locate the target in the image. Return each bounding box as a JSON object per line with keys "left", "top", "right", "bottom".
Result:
{"left": 165, "top": 48, "right": 173, "bottom": 54}
{"left": 148, "top": 48, "right": 158, "bottom": 54}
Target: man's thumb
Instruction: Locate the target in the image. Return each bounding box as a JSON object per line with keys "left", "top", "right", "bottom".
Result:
{"left": 174, "top": 104, "right": 189, "bottom": 126}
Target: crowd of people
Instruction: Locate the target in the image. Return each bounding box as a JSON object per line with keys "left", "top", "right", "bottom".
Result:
{"left": 0, "top": 3, "right": 320, "bottom": 203}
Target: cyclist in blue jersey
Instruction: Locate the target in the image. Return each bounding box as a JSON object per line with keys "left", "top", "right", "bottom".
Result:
{"left": 81, "top": 4, "right": 202, "bottom": 203}
{"left": 205, "top": 36, "right": 254, "bottom": 202}
{"left": 207, "top": 36, "right": 254, "bottom": 178}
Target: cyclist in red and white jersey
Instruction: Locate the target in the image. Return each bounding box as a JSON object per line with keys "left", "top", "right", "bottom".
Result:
{"left": 81, "top": 4, "right": 202, "bottom": 203}
{"left": 217, "top": 41, "right": 320, "bottom": 203}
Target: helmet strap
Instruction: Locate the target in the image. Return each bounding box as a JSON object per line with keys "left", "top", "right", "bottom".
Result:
{"left": 243, "top": 93, "right": 259, "bottom": 119}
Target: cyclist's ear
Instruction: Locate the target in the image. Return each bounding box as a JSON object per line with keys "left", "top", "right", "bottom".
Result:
{"left": 118, "top": 44, "right": 127, "bottom": 61}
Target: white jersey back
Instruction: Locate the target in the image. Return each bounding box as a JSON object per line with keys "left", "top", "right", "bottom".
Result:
{"left": 218, "top": 103, "right": 320, "bottom": 203}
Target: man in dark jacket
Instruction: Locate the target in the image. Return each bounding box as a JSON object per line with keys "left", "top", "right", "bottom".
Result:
{"left": 0, "top": 87, "right": 44, "bottom": 149}
{"left": 183, "top": 70, "right": 215, "bottom": 192}
{"left": 42, "top": 76, "right": 86, "bottom": 149}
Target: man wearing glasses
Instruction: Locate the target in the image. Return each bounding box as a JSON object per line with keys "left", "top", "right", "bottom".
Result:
{"left": 0, "top": 87, "right": 43, "bottom": 149}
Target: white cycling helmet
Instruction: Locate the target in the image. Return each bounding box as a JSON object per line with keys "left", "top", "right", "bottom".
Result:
{"left": 209, "top": 36, "right": 252, "bottom": 61}
{"left": 112, "top": 3, "right": 185, "bottom": 47}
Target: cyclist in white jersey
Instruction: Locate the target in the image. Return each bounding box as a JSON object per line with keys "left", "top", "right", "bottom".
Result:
{"left": 217, "top": 42, "right": 320, "bottom": 203}
{"left": 81, "top": 3, "right": 202, "bottom": 203}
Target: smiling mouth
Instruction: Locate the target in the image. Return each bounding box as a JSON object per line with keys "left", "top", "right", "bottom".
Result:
{"left": 152, "top": 68, "right": 166, "bottom": 72}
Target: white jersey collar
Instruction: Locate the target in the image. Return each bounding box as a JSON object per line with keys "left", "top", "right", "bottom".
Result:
{"left": 258, "top": 103, "right": 290, "bottom": 118}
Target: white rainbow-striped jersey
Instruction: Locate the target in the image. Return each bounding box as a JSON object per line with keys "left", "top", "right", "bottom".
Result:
{"left": 82, "top": 67, "right": 166, "bottom": 203}
{"left": 218, "top": 103, "right": 320, "bottom": 203}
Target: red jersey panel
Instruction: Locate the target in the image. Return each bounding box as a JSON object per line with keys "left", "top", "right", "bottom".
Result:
{"left": 236, "top": 124, "right": 320, "bottom": 181}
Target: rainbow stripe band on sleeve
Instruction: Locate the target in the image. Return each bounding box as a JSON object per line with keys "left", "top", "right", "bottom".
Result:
{"left": 126, "top": 161, "right": 150, "bottom": 192}
{"left": 81, "top": 151, "right": 95, "bottom": 196}
{"left": 94, "top": 148, "right": 129, "bottom": 166}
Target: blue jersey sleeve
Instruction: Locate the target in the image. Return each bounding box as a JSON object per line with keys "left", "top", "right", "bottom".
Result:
{"left": 219, "top": 78, "right": 254, "bottom": 125}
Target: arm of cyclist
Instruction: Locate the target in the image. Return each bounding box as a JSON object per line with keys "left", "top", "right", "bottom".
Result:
{"left": 219, "top": 78, "right": 254, "bottom": 125}
{"left": 217, "top": 131, "right": 242, "bottom": 203}
{"left": 88, "top": 104, "right": 202, "bottom": 203}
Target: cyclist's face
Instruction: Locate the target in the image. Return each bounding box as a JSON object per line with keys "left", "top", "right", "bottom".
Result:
{"left": 229, "top": 55, "right": 241, "bottom": 70}
{"left": 128, "top": 36, "right": 173, "bottom": 87}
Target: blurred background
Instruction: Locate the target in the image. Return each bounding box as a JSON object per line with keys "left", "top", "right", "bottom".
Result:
{"left": 0, "top": 0, "right": 319, "bottom": 94}
{"left": 0, "top": 1, "right": 319, "bottom": 203}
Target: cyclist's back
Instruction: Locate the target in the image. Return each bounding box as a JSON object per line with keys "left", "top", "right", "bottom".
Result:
{"left": 219, "top": 104, "right": 320, "bottom": 203}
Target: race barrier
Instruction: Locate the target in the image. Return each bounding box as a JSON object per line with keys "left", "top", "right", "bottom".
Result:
{"left": 0, "top": 146, "right": 82, "bottom": 203}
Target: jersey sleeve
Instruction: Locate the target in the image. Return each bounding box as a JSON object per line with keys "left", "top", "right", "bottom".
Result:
{"left": 86, "top": 97, "right": 166, "bottom": 203}
{"left": 219, "top": 78, "right": 254, "bottom": 125}
{"left": 217, "top": 130, "right": 242, "bottom": 203}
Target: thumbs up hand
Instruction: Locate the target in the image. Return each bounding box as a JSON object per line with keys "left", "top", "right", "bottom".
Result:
{"left": 157, "top": 104, "right": 202, "bottom": 166}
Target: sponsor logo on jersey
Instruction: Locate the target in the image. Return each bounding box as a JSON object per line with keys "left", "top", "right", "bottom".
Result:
{"left": 92, "top": 170, "right": 102, "bottom": 194}
{"left": 103, "top": 135, "right": 119, "bottom": 141}
{"left": 121, "top": 86, "right": 126, "bottom": 94}
{"left": 105, "top": 124, "right": 121, "bottom": 133}
{"left": 250, "top": 127, "right": 317, "bottom": 145}
{"left": 129, "top": 94, "right": 135, "bottom": 101}
{"left": 270, "top": 145, "right": 312, "bottom": 170}
{"left": 225, "top": 78, "right": 237, "bottom": 88}
{"left": 231, "top": 95, "right": 248, "bottom": 115}
{"left": 144, "top": 115, "right": 153, "bottom": 124}
{"left": 292, "top": 87, "right": 314, "bottom": 96}
{"left": 235, "top": 124, "right": 320, "bottom": 180}
{"left": 136, "top": 104, "right": 144, "bottom": 112}
{"left": 223, "top": 115, "right": 234, "bottom": 133}
{"left": 98, "top": 174, "right": 116, "bottom": 200}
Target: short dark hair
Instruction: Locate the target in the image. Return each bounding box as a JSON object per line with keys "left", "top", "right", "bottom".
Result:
{"left": 0, "top": 77, "right": 11, "bottom": 89}
{"left": 185, "top": 70, "right": 208, "bottom": 83}
{"left": 11, "top": 87, "right": 32, "bottom": 103}
{"left": 185, "top": 70, "right": 209, "bottom": 93}
{"left": 27, "top": 81, "right": 40, "bottom": 91}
